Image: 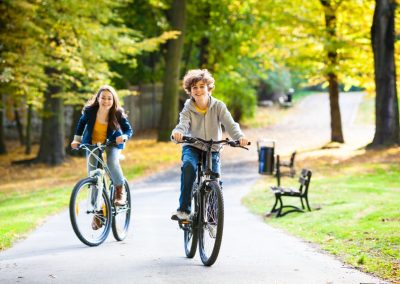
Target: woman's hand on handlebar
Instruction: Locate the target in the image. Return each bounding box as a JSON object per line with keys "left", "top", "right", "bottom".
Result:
{"left": 115, "top": 135, "right": 127, "bottom": 145}
{"left": 172, "top": 131, "right": 184, "bottom": 143}
{"left": 71, "top": 140, "right": 81, "bottom": 149}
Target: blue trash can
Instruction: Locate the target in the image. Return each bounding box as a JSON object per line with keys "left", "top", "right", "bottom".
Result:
{"left": 257, "top": 140, "right": 275, "bottom": 175}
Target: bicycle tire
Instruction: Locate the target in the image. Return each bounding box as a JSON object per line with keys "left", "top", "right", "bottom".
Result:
{"left": 199, "top": 180, "right": 224, "bottom": 266}
{"left": 184, "top": 187, "right": 198, "bottom": 258}
{"left": 69, "top": 177, "right": 112, "bottom": 246}
{"left": 112, "top": 179, "right": 132, "bottom": 241}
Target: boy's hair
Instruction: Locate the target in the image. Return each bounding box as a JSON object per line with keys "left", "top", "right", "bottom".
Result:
{"left": 182, "top": 69, "right": 215, "bottom": 95}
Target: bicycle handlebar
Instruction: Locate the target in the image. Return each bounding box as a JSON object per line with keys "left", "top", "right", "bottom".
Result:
{"left": 178, "top": 136, "right": 251, "bottom": 150}
{"left": 72, "top": 139, "right": 126, "bottom": 151}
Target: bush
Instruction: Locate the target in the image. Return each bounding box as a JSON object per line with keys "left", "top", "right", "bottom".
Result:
{"left": 213, "top": 71, "right": 257, "bottom": 122}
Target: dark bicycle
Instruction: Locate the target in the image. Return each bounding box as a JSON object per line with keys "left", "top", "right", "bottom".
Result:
{"left": 69, "top": 141, "right": 131, "bottom": 246}
{"left": 176, "top": 136, "right": 250, "bottom": 266}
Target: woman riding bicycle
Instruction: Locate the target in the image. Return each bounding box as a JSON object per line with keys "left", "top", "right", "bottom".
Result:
{"left": 70, "top": 85, "right": 133, "bottom": 229}
{"left": 171, "top": 69, "right": 249, "bottom": 221}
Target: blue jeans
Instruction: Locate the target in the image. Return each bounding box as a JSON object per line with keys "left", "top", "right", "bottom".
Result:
{"left": 87, "top": 146, "right": 125, "bottom": 187}
{"left": 178, "top": 146, "right": 220, "bottom": 214}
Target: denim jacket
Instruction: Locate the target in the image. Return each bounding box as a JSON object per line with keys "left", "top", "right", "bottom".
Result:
{"left": 73, "top": 106, "right": 134, "bottom": 150}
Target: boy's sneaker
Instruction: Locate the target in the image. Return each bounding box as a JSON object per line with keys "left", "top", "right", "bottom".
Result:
{"left": 171, "top": 211, "right": 189, "bottom": 221}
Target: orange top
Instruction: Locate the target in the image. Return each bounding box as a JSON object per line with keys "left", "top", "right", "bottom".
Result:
{"left": 92, "top": 120, "right": 108, "bottom": 144}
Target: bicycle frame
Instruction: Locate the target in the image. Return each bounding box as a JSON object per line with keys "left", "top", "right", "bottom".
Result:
{"left": 79, "top": 143, "right": 115, "bottom": 211}
{"left": 179, "top": 137, "right": 245, "bottom": 229}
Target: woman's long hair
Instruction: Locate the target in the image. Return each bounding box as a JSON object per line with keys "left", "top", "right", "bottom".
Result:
{"left": 84, "top": 85, "right": 126, "bottom": 130}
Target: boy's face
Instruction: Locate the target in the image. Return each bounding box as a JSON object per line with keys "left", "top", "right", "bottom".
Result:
{"left": 190, "top": 80, "right": 209, "bottom": 99}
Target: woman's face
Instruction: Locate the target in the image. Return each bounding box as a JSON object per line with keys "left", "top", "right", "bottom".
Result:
{"left": 191, "top": 80, "right": 209, "bottom": 99}
{"left": 98, "top": 90, "right": 114, "bottom": 110}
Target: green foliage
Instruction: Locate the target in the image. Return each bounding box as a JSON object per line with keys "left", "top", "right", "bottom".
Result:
{"left": 112, "top": 0, "right": 175, "bottom": 87}
{"left": 0, "top": 0, "right": 46, "bottom": 106}
{"left": 213, "top": 71, "right": 257, "bottom": 121}
{"left": 0, "top": 0, "right": 177, "bottom": 110}
{"left": 261, "top": 65, "right": 293, "bottom": 96}
{"left": 254, "top": 0, "right": 375, "bottom": 91}
{"left": 183, "top": 0, "right": 264, "bottom": 121}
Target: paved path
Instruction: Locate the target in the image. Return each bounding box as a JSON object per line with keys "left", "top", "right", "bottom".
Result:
{"left": 0, "top": 93, "right": 385, "bottom": 283}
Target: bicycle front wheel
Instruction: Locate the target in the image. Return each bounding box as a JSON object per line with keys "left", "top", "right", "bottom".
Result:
{"left": 69, "top": 177, "right": 112, "bottom": 246}
{"left": 199, "top": 181, "right": 224, "bottom": 266}
{"left": 112, "top": 179, "right": 132, "bottom": 241}
{"left": 184, "top": 186, "right": 198, "bottom": 258}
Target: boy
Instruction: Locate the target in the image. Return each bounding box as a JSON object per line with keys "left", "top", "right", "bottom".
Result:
{"left": 171, "top": 69, "right": 249, "bottom": 221}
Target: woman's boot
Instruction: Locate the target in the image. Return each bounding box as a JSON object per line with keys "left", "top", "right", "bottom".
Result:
{"left": 114, "top": 185, "right": 126, "bottom": 206}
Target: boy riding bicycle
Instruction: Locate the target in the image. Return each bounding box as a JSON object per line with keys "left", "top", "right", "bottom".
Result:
{"left": 171, "top": 69, "right": 249, "bottom": 221}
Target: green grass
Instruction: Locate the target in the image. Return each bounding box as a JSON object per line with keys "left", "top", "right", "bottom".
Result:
{"left": 0, "top": 186, "right": 70, "bottom": 250}
{"left": 243, "top": 162, "right": 400, "bottom": 282}
{"left": 292, "top": 90, "right": 318, "bottom": 102}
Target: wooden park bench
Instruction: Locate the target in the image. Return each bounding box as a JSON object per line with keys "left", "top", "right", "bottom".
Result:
{"left": 269, "top": 168, "right": 312, "bottom": 217}
{"left": 275, "top": 151, "right": 296, "bottom": 186}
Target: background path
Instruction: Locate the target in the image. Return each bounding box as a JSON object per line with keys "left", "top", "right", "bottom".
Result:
{"left": 0, "top": 93, "right": 384, "bottom": 284}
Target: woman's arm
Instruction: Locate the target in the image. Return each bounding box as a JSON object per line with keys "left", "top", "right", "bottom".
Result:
{"left": 118, "top": 115, "right": 134, "bottom": 141}
{"left": 73, "top": 110, "right": 89, "bottom": 142}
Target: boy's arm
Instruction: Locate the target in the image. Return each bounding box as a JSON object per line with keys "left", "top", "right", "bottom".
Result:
{"left": 219, "top": 102, "right": 244, "bottom": 140}
{"left": 171, "top": 106, "right": 191, "bottom": 140}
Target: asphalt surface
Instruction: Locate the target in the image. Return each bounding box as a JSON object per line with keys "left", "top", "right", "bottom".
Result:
{"left": 0, "top": 93, "right": 386, "bottom": 284}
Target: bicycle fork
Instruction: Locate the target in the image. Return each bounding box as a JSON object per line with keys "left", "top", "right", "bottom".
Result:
{"left": 88, "top": 169, "right": 107, "bottom": 211}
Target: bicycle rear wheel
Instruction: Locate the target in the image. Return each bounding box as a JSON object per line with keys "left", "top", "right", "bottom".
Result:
{"left": 184, "top": 186, "right": 198, "bottom": 258}
{"left": 112, "top": 179, "right": 132, "bottom": 241}
{"left": 69, "top": 177, "right": 112, "bottom": 246}
{"left": 199, "top": 181, "right": 224, "bottom": 266}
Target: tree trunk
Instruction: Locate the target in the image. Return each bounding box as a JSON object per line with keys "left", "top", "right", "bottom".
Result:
{"left": 158, "top": 0, "right": 186, "bottom": 141}
{"left": 14, "top": 103, "right": 25, "bottom": 146}
{"left": 0, "top": 95, "right": 6, "bottom": 155}
{"left": 199, "top": 36, "right": 209, "bottom": 69}
{"left": 25, "top": 104, "right": 32, "bottom": 155}
{"left": 321, "top": 0, "right": 344, "bottom": 143}
{"left": 36, "top": 82, "right": 66, "bottom": 165}
{"left": 328, "top": 72, "right": 344, "bottom": 142}
{"left": 370, "top": 0, "right": 399, "bottom": 147}
{"left": 198, "top": 4, "right": 210, "bottom": 69}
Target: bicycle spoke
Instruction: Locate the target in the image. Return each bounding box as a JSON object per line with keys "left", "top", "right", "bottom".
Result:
{"left": 112, "top": 180, "right": 132, "bottom": 241}
{"left": 183, "top": 185, "right": 198, "bottom": 258}
{"left": 69, "top": 179, "right": 111, "bottom": 246}
{"left": 199, "top": 183, "right": 224, "bottom": 266}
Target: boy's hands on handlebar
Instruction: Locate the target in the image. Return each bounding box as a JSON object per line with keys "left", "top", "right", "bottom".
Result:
{"left": 239, "top": 137, "right": 250, "bottom": 147}
{"left": 172, "top": 131, "right": 184, "bottom": 143}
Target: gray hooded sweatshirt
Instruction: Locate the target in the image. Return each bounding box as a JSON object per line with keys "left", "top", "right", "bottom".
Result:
{"left": 171, "top": 96, "right": 244, "bottom": 151}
